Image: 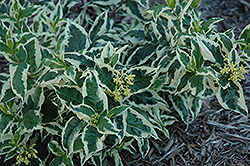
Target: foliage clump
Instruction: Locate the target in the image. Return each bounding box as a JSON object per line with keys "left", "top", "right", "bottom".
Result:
{"left": 0, "top": 0, "right": 249, "bottom": 165}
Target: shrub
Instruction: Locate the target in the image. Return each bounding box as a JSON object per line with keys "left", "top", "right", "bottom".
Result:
{"left": 0, "top": 0, "right": 249, "bottom": 165}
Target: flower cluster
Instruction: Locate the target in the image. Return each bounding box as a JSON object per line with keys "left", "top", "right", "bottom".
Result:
{"left": 220, "top": 55, "right": 249, "bottom": 83}
{"left": 90, "top": 113, "right": 100, "bottom": 127}
{"left": 16, "top": 142, "right": 38, "bottom": 165}
{"left": 112, "top": 70, "right": 135, "bottom": 101}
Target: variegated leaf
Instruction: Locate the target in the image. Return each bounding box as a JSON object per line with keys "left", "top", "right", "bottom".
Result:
{"left": 62, "top": 116, "right": 87, "bottom": 155}
{"left": 82, "top": 125, "right": 103, "bottom": 157}
{"left": 96, "top": 66, "right": 116, "bottom": 91}
{"left": 91, "top": 0, "right": 120, "bottom": 5}
{"left": 153, "top": 4, "right": 171, "bottom": 22}
{"left": 48, "top": 140, "right": 65, "bottom": 157}
{"left": 138, "top": 137, "right": 150, "bottom": 159}
{"left": 188, "top": 74, "right": 206, "bottom": 96}
{"left": 109, "top": 45, "right": 128, "bottom": 68}
{"left": 126, "top": 43, "right": 157, "bottom": 66}
{"left": 89, "top": 11, "right": 110, "bottom": 41}
{"left": 194, "top": 37, "right": 215, "bottom": 63}
{"left": 91, "top": 154, "right": 103, "bottom": 166}
{"left": 107, "top": 105, "right": 130, "bottom": 119}
{"left": 24, "top": 39, "right": 42, "bottom": 74}
{"left": 200, "top": 18, "right": 223, "bottom": 33}
{"left": 122, "top": 0, "right": 146, "bottom": 22}
{"left": 97, "top": 110, "right": 119, "bottom": 134}
{"left": 0, "top": 81, "right": 16, "bottom": 103}
{"left": 49, "top": 156, "right": 74, "bottom": 166}
{"left": 128, "top": 90, "right": 168, "bottom": 111}
{"left": 129, "top": 67, "right": 157, "bottom": 92}
{"left": 38, "top": 70, "right": 65, "bottom": 86}
{"left": 65, "top": 20, "right": 91, "bottom": 53}
{"left": 125, "top": 109, "right": 158, "bottom": 139}
{"left": 211, "top": 82, "right": 248, "bottom": 116}
{"left": 135, "top": 0, "right": 149, "bottom": 8}
{"left": 187, "top": 95, "right": 203, "bottom": 120}
{"left": 122, "top": 29, "right": 151, "bottom": 45}
{"left": 170, "top": 94, "right": 189, "bottom": 123}
{"left": 0, "top": 113, "right": 14, "bottom": 136}
{"left": 239, "top": 24, "right": 250, "bottom": 58}
{"left": 71, "top": 104, "right": 95, "bottom": 121}
{"left": 217, "top": 33, "right": 233, "bottom": 54}
{"left": 21, "top": 110, "right": 40, "bottom": 130}
{"left": 55, "top": 85, "right": 83, "bottom": 106}
{"left": 9, "top": 62, "right": 29, "bottom": 100}
{"left": 83, "top": 74, "right": 108, "bottom": 113}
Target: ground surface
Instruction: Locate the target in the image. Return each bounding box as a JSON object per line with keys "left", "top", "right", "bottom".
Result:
{"left": 1, "top": 0, "right": 250, "bottom": 165}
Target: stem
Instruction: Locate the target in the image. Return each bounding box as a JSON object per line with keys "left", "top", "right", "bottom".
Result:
{"left": 13, "top": 53, "right": 21, "bottom": 64}
{"left": 109, "top": 0, "right": 129, "bottom": 18}
{"left": 172, "top": 10, "right": 180, "bottom": 21}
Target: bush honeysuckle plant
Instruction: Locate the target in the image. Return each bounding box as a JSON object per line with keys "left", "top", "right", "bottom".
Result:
{"left": 0, "top": 0, "right": 249, "bottom": 165}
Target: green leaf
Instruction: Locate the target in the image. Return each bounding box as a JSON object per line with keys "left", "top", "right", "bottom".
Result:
{"left": 22, "top": 110, "right": 40, "bottom": 130}
{"left": 10, "top": 63, "right": 29, "bottom": 100}
{"left": 107, "top": 106, "right": 130, "bottom": 119}
{"left": 48, "top": 140, "right": 65, "bottom": 157}
{"left": 191, "top": 0, "right": 202, "bottom": 8}
{"left": 55, "top": 86, "right": 83, "bottom": 105}
{"left": 62, "top": 116, "right": 87, "bottom": 155}
{"left": 166, "top": 0, "right": 176, "bottom": 9}
{"left": 65, "top": 20, "right": 91, "bottom": 53}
